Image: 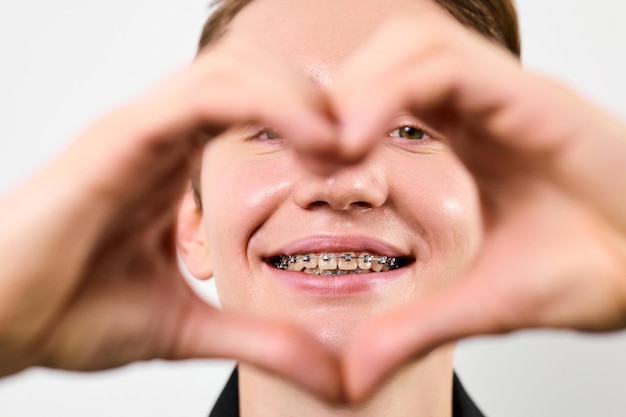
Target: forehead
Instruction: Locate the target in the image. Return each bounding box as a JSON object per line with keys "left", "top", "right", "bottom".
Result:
{"left": 229, "top": 0, "right": 428, "bottom": 86}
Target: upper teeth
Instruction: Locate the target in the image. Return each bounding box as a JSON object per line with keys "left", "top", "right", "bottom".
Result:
{"left": 274, "top": 252, "right": 400, "bottom": 275}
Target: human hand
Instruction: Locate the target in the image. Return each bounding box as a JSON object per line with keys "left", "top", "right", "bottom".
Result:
{"left": 331, "top": 5, "right": 626, "bottom": 402}
{"left": 0, "top": 35, "right": 343, "bottom": 401}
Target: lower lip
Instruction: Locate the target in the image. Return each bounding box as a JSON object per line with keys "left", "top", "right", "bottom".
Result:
{"left": 265, "top": 263, "right": 406, "bottom": 296}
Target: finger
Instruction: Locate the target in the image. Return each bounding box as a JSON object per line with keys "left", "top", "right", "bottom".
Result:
{"left": 196, "top": 35, "right": 340, "bottom": 156}
{"left": 68, "top": 34, "right": 335, "bottom": 166}
{"left": 173, "top": 296, "right": 344, "bottom": 403}
{"left": 342, "top": 278, "right": 503, "bottom": 403}
{"left": 332, "top": 7, "right": 457, "bottom": 160}
{"left": 190, "top": 74, "right": 336, "bottom": 151}
{"left": 341, "top": 194, "right": 602, "bottom": 403}
{"left": 333, "top": 10, "right": 520, "bottom": 161}
{"left": 183, "top": 34, "right": 336, "bottom": 148}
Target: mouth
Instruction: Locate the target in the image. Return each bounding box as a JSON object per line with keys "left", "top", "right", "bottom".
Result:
{"left": 267, "top": 252, "right": 414, "bottom": 276}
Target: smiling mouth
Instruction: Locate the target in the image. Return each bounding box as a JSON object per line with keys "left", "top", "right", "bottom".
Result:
{"left": 268, "top": 252, "right": 413, "bottom": 276}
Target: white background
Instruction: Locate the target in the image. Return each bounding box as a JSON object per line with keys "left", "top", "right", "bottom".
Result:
{"left": 1, "top": 0, "right": 626, "bottom": 416}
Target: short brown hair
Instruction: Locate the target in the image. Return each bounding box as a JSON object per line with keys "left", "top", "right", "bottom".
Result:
{"left": 199, "top": 0, "right": 521, "bottom": 57}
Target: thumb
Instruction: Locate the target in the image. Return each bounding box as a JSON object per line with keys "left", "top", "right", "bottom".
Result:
{"left": 172, "top": 295, "right": 344, "bottom": 403}
{"left": 342, "top": 277, "right": 505, "bottom": 403}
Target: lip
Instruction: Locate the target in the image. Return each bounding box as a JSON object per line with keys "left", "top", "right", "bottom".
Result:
{"left": 263, "top": 234, "right": 412, "bottom": 296}
{"left": 266, "top": 234, "right": 409, "bottom": 258}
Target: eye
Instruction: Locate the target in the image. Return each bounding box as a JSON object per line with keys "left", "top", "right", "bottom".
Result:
{"left": 389, "top": 125, "right": 431, "bottom": 140}
{"left": 255, "top": 128, "right": 281, "bottom": 140}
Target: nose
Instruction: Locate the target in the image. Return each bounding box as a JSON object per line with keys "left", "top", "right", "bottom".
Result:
{"left": 293, "top": 155, "right": 389, "bottom": 211}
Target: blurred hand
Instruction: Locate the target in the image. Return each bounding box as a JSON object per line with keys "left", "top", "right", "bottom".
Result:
{"left": 0, "top": 35, "right": 343, "bottom": 401}
{"left": 332, "top": 5, "right": 626, "bottom": 402}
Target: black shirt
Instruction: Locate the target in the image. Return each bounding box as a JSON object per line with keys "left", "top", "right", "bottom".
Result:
{"left": 209, "top": 368, "right": 485, "bottom": 417}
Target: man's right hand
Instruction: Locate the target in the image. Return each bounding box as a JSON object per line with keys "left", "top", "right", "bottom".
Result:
{"left": 0, "top": 35, "right": 342, "bottom": 402}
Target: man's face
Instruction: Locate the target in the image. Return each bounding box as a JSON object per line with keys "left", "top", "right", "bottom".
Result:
{"left": 178, "top": 0, "right": 482, "bottom": 349}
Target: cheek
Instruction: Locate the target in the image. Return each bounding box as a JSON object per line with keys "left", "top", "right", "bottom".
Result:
{"left": 393, "top": 153, "right": 482, "bottom": 281}
{"left": 203, "top": 161, "right": 291, "bottom": 222}
{"left": 201, "top": 144, "right": 291, "bottom": 232}
{"left": 198, "top": 145, "right": 297, "bottom": 307}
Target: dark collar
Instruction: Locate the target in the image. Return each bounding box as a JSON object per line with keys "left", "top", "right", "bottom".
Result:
{"left": 209, "top": 368, "right": 485, "bottom": 417}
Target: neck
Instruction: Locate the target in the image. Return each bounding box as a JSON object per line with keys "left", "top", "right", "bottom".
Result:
{"left": 239, "top": 346, "right": 455, "bottom": 417}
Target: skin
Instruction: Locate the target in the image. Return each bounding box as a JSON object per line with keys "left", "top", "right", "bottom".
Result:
{"left": 332, "top": 9, "right": 626, "bottom": 400}
{"left": 0, "top": 0, "right": 626, "bottom": 412}
{"left": 0, "top": 34, "right": 342, "bottom": 400}
{"left": 178, "top": 0, "right": 482, "bottom": 415}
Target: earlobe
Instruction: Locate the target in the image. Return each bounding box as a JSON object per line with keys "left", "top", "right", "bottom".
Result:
{"left": 176, "top": 186, "right": 213, "bottom": 280}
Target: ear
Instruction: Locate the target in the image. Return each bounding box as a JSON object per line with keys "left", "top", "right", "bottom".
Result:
{"left": 177, "top": 185, "right": 213, "bottom": 280}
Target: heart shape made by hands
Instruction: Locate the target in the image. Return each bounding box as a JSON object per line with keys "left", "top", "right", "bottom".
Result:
{"left": 2, "top": 3, "right": 624, "bottom": 409}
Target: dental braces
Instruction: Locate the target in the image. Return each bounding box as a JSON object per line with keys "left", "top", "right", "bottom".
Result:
{"left": 275, "top": 253, "right": 400, "bottom": 270}
{"left": 308, "top": 269, "right": 379, "bottom": 276}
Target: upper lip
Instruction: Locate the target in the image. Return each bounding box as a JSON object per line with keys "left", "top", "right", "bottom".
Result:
{"left": 265, "top": 234, "right": 411, "bottom": 258}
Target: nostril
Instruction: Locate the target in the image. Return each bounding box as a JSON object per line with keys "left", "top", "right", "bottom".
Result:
{"left": 353, "top": 201, "right": 373, "bottom": 210}
{"left": 306, "top": 200, "right": 373, "bottom": 211}
{"left": 307, "top": 201, "right": 331, "bottom": 210}
{"left": 307, "top": 200, "right": 374, "bottom": 210}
